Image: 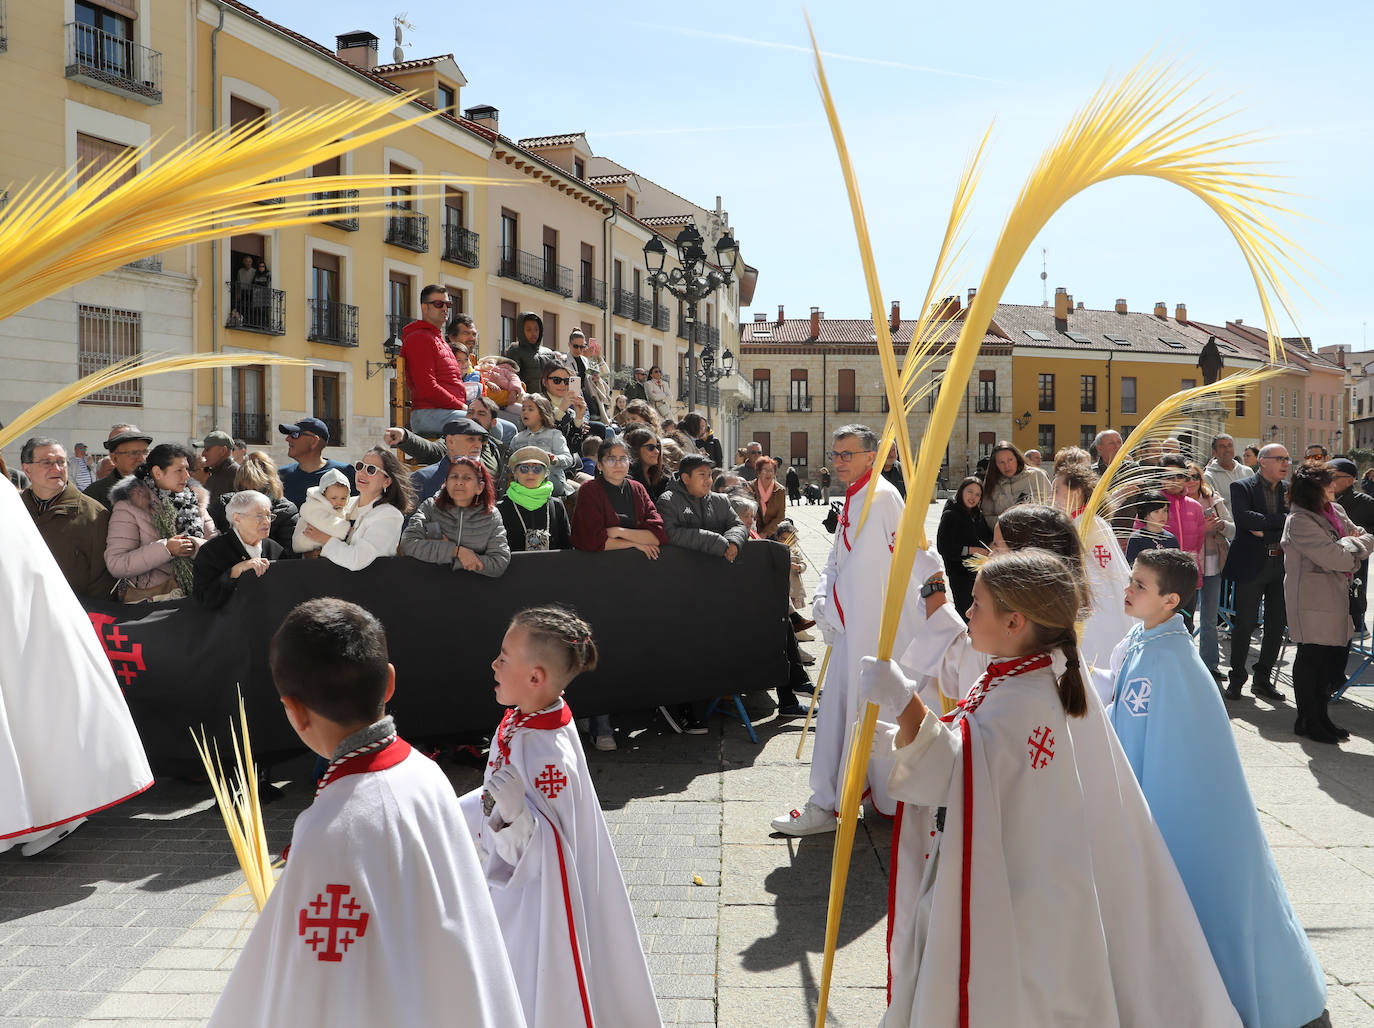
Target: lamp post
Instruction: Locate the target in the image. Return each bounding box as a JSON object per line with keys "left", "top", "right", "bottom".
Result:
{"left": 696, "top": 343, "right": 735, "bottom": 425}
{"left": 644, "top": 224, "right": 739, "bottom": 412}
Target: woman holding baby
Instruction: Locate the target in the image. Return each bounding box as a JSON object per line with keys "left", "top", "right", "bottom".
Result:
{"left": 300, "top": 447, "right": 414, "bottom": 571}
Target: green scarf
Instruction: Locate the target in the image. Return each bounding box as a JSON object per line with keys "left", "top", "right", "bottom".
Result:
{"left": 507, "top": 479, "right": 554, "bottom": 511}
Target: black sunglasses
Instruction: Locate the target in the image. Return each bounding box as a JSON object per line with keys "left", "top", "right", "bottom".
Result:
{"left": 547, "top": 375, "right": 571, "bottom": 385}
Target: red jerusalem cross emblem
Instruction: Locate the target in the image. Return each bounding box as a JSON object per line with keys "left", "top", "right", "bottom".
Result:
{"left": 298, "top": 884, "right": 369, "bottom": 962}
{"left": 87, "top": 613, "right": 146, "bottom": 688}
{"left": 534, "top": 763, "right": 568, "bottom": 799}
{"left": 1027, "top": 725, "right": 1056, "bottom": 769}
{"left": 1092, "top": 544, "right": 1112, "bottom": 568}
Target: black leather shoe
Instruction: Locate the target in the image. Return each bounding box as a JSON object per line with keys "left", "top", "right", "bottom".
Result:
{"left": 1325, "top": 721, "right": 1351, "bottom": 742}
{"left": 1252, "top": 681, "right": 1285, "bottom": 702}
{"left": 1225, "top": 681, "right": 1244, "bottom": 701}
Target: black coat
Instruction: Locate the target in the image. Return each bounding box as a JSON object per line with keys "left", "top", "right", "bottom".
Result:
{"left": 210, "top": 491, "right": 299, "bottom": 555}
{"left": 192, "top": 530, "right": 284, "bottom": 608}
{"left": 1223, "top": 475, "right": 1287, "bottom": 582}
{"left": 936, "top": 502, "right": 992, "bottom": 616}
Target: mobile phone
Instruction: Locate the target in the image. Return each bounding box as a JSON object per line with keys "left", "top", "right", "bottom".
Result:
{"left": 569, "top": 374, "right": 583, "bottom": 397}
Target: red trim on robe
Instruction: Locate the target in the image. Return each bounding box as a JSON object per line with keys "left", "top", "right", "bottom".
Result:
{"left": 887, "top": 800, "right": 905, "bottom": 1006}
{"left": 542, "top": 809, "right": 595, "bottom": 1028}
{"left": 958, "top": 716, "right": 973, "bottom": 1028}
{"left": 832, "top": 585, "right": 845, "bottom": 628}
{"left": 0, "top": 780, "right": 154, "bottom": 840}
{"left": 495, "top": 702, "right": 575, "bottom": 763}
{"left": 320, "top": 738, "right": 413, "bottom": 790}
{"left": 838, "top": 469, "right": 872, "bottom": 552}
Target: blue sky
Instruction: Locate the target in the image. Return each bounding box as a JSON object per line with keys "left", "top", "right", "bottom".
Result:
{"left": 268, "top": 0, "right": 1373, "bottom": 349}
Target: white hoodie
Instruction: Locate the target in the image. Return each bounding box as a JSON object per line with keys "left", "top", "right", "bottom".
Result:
{"left": 291, "top": 467, "right": 353, "bottom": 553}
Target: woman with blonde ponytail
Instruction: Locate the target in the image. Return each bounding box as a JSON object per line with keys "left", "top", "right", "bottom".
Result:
{"left": 859, "top": 550, "right": 1238, "bottom": 1028}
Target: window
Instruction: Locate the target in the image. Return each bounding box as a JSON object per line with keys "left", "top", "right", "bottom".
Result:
{"left": 232, "top": 366, "right": 267, "bottom": 443}
{"left": 1080, "top": 425, "right": 1097, "bottom": 450}
{"left": 1181, "top": 378, "right": 1196, "bottom": 391}
{"left": 444, "top": 188, "right": 465, "bottom": 231}
{"left": 388, "top": 272, "right": 412, "bottom": 338}
{"left": 579, "top": 242, "right": 594, "bottom": 299}
{"left": 500, "top": 209, "right": 518, "bottom": 268}
{"left": 1080, "top": 374, "right": 1097, "bottom": 412}
{"left": 76, "top": 132, "right": 137, "bottom": 200}
{"left": 1038, "top": 373, "right": 1055, "bottom": 412}
{"left": 652, "top": 344, "right": 661, "bottom": 370}
{"left": 436, "top": 83, "right": 455, "bottom": 113}
{"left": 978, "top": 431, "right": 995, "bottom": 459}
{"left": 1279, "top": 390, "right": 1287, "bottom": 417}
{"left": 1037, "top": 424, "right": 1056, "bottom": 454}
{"left": 310, "top": 251, "right": 342, "bottom": 341}
{"left": 230, "top": 96, "right": 268, "bottom": 137}
{"left": 1265, "top": 386, "right": 1273, "bottom": 416}
{"left": 543, "top": 311, "right": 558, "bottom": 351}
{"left": 1120, "top": 377, "right": 1137, "bottom": 414}
{"left": 313, "top": 371, "right": 344, "bottom": 446}
{"left": 1023, "top": 329, "right": 1050, "bottom": 342}
{"left": 837, "top": 369, "right": 857, "bottom": 412}
{"left": 790, "top": 369, "right": 811, "bottom": 412}
{"left": 78, "top": 304, "right": 141, "bottom": 405}
{"left": 632, "top": 268, "right": 642, "bottom": 299}
{"left": 612, "top": 333, "right": 624, "bottom": 370}
{"left": 500, "top": 299, "right": 517, "bottom": 348}
{"left": 573, "top": 157, "right": 585, "bottom": 180}
{"left": 1309, "top": 394, "right": 1314, "bottom": 419}
{"left": 613, "top": 260, "right": 623, "bottom": 293}
{"left": 790, "top": 431, "right": 809, "bottom": 468}
{"left": 978, "top": 369, "right": 997, "bottom": 412}
{"left": 753, "top": 432, "right": 772, "bottom": 455}
{"left": 542, "top": 225, "right": 558, "bottom": 289}
{"left": 752, "top": 368, "right": 771, "bottom": 412}
{"left": 76, "top": 1, "right": 131, "bottom": 41}
{"left": 1235, "top": 386, "right": 1247, "bottom": 418}
{"left": 311, "top": 251, "right": 339, "bottom": 302}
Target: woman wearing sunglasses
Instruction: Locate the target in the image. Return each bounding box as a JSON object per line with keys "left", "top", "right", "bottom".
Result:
{"left": 539, "top": 360, "right": 591, "bottom": 459}
{"left": 402, "top": 457, "right": 511, "bottom": 576}
{"left": 303, "top": 447, "right": 412, "bottom": 570}
{"left": 1157, "top": 453, "right": 1208, "bottom": 630}
{"left": 624, "top": 427, "right": 669, "bottom": 501}
{"left": 510, "top": 394, "right": 582, "bottom": 497}
{"left": 496, "top": 447, "right": 571, "bottom": 552}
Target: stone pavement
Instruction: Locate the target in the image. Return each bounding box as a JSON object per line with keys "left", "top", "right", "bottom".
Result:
{"left": 0, "top": 499, "right": 1371, "bottom": 1025}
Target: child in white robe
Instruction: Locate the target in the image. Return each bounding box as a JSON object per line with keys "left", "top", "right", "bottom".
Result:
{"left": 208, "top": 598, "right": 524, "bottom": 1027}
{"left": 290, "top": 467, "right": 352, "bottom": 554}
{"left": 464, "top": 606, "right": 661, "bottom": 1028}
{"left": 862, "top": 549, "right": 1239, "bottom": 1027}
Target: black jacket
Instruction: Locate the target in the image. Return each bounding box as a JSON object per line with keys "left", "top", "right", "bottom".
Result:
{"left": 497, "top": 495, "right": 571, "bottom": 552}
{"left": 210, "top": 491, "right": 299, "bottom": 555}
{"left": 1223, "top": 475, "right": 1287, "bottom": 582}
{"left": 505, "top": 312, "right": 552, "bottom": 393}
{"left": 192, "top": 530, "right": 284, "bottom": 608}
{"left": 936, "top": 502, "right": 991, "bottom": 612}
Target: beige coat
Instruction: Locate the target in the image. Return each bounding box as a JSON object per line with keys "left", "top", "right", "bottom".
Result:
{"left": 1281, "top": 504, "right": 1374, "bottom": 647}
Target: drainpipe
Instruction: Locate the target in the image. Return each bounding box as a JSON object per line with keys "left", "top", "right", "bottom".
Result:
{"left": 602, "top": 200, "right": 617, "bottom": 376}
{"left": 209, "top": 4, "right": 225, "bottom": 431}
{"left": 1105, "top": 349, "right": 1112, "bottom": 435}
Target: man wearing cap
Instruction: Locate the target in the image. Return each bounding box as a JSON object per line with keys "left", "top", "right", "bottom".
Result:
{"left": 401, "top": 284, "right": 468, "bottom": 438}
{"left": 70, "top": 443, "right": 95, "bottom": 491}
{"left": 277, "top": 418, "right": 355, "bottom": 509}
{"left": 199, "top": 430, "right": 239, "bottom": 508}
{"left": 85, "top": 424, "right": 153, "bottom": 510}
{"left": 623, "top": 368, "right": 648, "bottom": 403}
{"left": 19, "top": 437, "right": 116, "bottom": 599}
{"left": 397, "top": 417, "right": 492, "bottom": 508}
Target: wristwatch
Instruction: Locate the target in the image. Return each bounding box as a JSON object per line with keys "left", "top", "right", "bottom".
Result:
{"left": 920, "top": 579, "right": 946, "bottom": 598}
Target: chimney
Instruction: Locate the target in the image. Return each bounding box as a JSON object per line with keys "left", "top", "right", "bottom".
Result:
{"left": 335, "top": 30, "right": 380, "bottom": 71}
{"left": 1115, "top": 298, "right": 1128, "bottom": 314}
{"left": 1077, "top": 301, "right": 1084, "bottom": 310}
{"left": 1054, "top": 286, "right": 1070, "bottom": 328}
{"left": 1174, "top": 302, "right": 1187, "bottom": 323}
{"left": 889, "top": 300, "right": 901, "bottom": 331}
{"left": 1154, "top": 301, "right": 1167, "bottom": 319}
{"left": 753, "top": 312, "right": 766, "bottom": 323}
{"left": 464, "top": 105, "right": 499, "bottom": 133}
{"left": 776, "top": 304, "right": 785, "bottom": 325}
{"left": 810, "top": 307, "right": 822, "bottom": 340}
{"left": 967, "top": 287, "right": 977, "bottom": 308}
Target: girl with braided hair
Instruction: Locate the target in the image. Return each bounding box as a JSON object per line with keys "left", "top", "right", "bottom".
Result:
{"left": 860, "top": 550, "right": 1238, "bottom": 1027}
{"left": 462, "top": 607, "right": 661, "bottom": 1028}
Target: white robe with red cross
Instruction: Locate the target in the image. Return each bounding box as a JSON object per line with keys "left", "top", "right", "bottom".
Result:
{"left": 208, "top": 739, "right": 525, "bottom": 1027}
{"left": 0, "top": 480, "right": 151, "bottom": 844}
{"left": 1074, "top": 510, "right": 1137, "bottom": 695}
{"left": 461, "top": 701, "right": 661, "bottom": 1028}
{"left": 809, "top": 470, "right": 926, "bottom": 814}
{"left": 882, "top": 658, "right": 1239, "bottom": 1028}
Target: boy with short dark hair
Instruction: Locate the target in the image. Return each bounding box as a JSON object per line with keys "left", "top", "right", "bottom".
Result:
{"left": 1109, "top": 551, "right": 1327, "bottom": 1028}
{"left": 208, "top": 598, "right": 524, "bottom": 1027}
{"left": 1124, "top": 489, "right": 1179, "bottom": 564}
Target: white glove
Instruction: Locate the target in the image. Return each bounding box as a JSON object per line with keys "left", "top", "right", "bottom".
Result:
{"left": 911, "top": 546, "right": 946, "bottom": 587}
{"left": 859, "top": 656, "right": 918, "bottom": 721}
{"left": 488, "top": 765, "right": 528, "bottom": 825}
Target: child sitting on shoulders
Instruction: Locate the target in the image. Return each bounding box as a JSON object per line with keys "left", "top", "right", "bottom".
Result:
{"left": 291, "top": 467, "right": 352, "bottom": 555}
{"left": 462, "top": 607, "right": 661, "bottom": 1028}
{"left": 1110, "top": 549, "right": 1328, "bottom": 1028}
{"left": 208, "top": 598, "right": 522, "bottom": 1026}
{"left": 1124, "top": 488, "right": 1179, "bottom": 563}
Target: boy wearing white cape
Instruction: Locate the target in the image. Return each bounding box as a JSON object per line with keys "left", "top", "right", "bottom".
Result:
{"left": 861, "top": 549, "right": 1239, "bottom": 1027}
{"left": 462, "top": 606, "right": 661, "bottom": 1028}
{"left": 208, "top": 598, "right": 524, "bottom": 1027}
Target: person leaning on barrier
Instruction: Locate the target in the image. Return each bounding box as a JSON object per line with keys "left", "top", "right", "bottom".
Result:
{"left": 496, "top": 447, "right": 571, "bottom": 552}
{"left": 85, "top": 424, "right": 153, "bottom": 510}
{"left": 193, "top": 490, "right": 284, "bottom": 609}
{"left": 625, "top": 427, "right": 669, "bottom": 501}
{"left": 749, "top": 457, "right": 787, "bottom": 539}
{"left": 304, "top": 447, "right": 412, "bottom": 572}
{"left": 401, "top": 457, "right": 511, "bottom": 577}
{"left": 19, "top": 436, "right": 116, "bottom": 599}
{"left": 656, "top": 454, "right": 750, "bottom": 562}
{"left": 570, "top": 437, "right": 667, "bottom": 559}
{"left": 211, "top": 450, "right": 299, "bottom": 555}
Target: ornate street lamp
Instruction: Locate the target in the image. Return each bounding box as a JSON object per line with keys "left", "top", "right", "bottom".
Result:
{"left": 644, "top": 224, "right": 740, "bottom": 411}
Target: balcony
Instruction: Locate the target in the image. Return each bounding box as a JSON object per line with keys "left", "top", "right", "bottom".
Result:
{"left": 386, "top": 313, "right": 407, "bottom": 343}
{"left": 788, "top": 395, "right": 814, "bottom": 413}
{"left": 441, "top": 223, "right": 480, "bottom": 268}
{"left": 612, "top": 287, "right": 636, "bottom": 319}
{"left": 255, "top": 177, "right": 285, "bottom": 205}
{"left": 499, "top": 247, "right": 546, "bottom": 289}
{"left": 678, "top": 379, "right": 721, "bottom": 406}
{"left": 231, "top": 412, "right": 268, "bottom": 445}
{"left": 676, "top": 321, "right": 722, "bottom": 347}
{"left": 579, "top": 276, "right": 606, "bottom": 309}
{"left": 65, "top": 22, "right": 162, "bottom": 104}
{"left": 976, "top": 395, "right": 1002, "bottom": 413}
{"left": 542, "top": 261, "right": 574, "bottom": 298}
{"left": 385, "top": 205, "right": 429, "bottom": 253}
{"left": 834, "top": 395, "right": 860, "bottom": 413}
{"left": 314, "top": 189, "right": 359, "bottom": 231}
{"left": 308, "top": 299, "right": 359, "bottom": 347}
{"left": 633, "top": 296, "right": 653, "bottom": 325}
{"left": 1, "top": 1, "right": 7, "bottom": 52}
{"left": 654, "top": 304, "right": 671, "bottom": 332}
{"left": 225, "top": 281, "right": 285, "bottom": 335}
{"left": 123, "top": 256, "right": 161, "bottom": 273}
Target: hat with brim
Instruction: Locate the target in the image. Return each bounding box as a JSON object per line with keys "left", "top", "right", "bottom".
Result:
{"left": 442, "top": 417, "right": 487, "bottom": 438}
{"left": 1328, "top": 457, "right": 1358, "bottom": 477}
{"left": 105, "top": 426, "right": 153, "bottom": 449}
{"left": 508, "top": 445, "right": 551, "bottom": 470}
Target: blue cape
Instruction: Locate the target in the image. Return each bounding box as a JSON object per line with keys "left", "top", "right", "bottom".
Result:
{"left": 1109, "top": 615, "right": 1325, "bottom": 1028}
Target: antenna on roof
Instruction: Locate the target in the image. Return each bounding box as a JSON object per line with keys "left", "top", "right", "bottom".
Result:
{"left": 392, "top": 14, "right": 414, "bottom": 63}
{"left": 1040, "top": 248, "right": 1048, "bottom": 306}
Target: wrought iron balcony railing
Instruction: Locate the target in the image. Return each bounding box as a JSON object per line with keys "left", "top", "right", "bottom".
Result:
{"left": 224, "top": 281, "right": 285, "bottom": 335}
{"left": 308, "top": 298, "right": 359, "bottom": 347}
{"left": 542, "top": 261, "right": 574, "bottom": 298}
{"left": 498, "top": 247, "right": 546, "bottom": 289}
{"left": 385, "top": 205, "right": 429, "bottom": 253}
{"left": 441, "top": 223, "right": 480, "bottom": 268}
{"left": 65, "top": 21, "right": 161, "bottom": 104}
{"left": 612, "top": 288, "right": 637, "bottom": 319}
{"left": 314, "top": 189, "right": 359, "bottom": 231}
{"left": 654, "top": 304, "right": 671, "bottom": 331}
{"left": 976, "top": 395, "right": 1002, "bottom": 413}
{"left": 231, "top": 412, "right": 268, "bottom": 444}
{"left": 633, "top": 296, "right": 653, "bottom": 325}
{"left": 579, "top": 276, "right": 606, "bottom": 309}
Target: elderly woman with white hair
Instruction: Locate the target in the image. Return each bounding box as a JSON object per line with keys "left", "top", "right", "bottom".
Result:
{"left": 192, "top": 490, "right": 285, "bottom": 608}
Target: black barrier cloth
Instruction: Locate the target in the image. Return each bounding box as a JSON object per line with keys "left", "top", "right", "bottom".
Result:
{"left": 82, "top": 543, "right": 790, "bottom": 770}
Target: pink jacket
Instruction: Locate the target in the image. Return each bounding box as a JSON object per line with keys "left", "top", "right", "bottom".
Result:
{"left": 1165, "top": 490, "right": 1207, "bottom": 586}
{"left": 105, "top": 476, "right": 216, "bottom": 591}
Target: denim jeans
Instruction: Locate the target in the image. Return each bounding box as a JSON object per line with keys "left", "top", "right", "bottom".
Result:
{"left": 409, "top": 407, "right": 466, "bottom": 437}
{"left": 589, "top": 714, "right": 613, "bottom": 740}
{"left": 1199, "top": 574, "right": 1222, "bottom": 673}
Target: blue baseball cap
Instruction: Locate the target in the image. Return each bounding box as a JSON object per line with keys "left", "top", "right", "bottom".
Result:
{"left": 279, "top": 417, "right": 330, "bottom": 443}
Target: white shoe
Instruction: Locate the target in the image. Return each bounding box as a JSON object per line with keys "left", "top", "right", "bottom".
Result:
{"left": 771, "top": 801, "right": 836, "bottom": 837}
{"left": 20, "top": 818, "right": 87, "bottom": 857}
{"left": 794, "top": 628, "right": 816, "bottom": 642}
{"left": 593, "top": 734, "right": 617, "bottom": 752}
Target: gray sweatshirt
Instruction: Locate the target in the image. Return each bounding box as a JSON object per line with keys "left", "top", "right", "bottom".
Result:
{"left": 399, "top": 497, "right": 511, "bottom": 577}
{"left": 655, "top": 478, "right": 750, "bottom": 556}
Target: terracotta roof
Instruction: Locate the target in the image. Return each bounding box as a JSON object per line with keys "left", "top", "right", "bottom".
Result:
{"left": 517, "top": 133, "right": 585, "bottom": 148}
{"left": 641, "top": 214, "right": 692, "bottom": 226}
{"left": 993, "top": 303, "right": 1224, "bottom": 356}
{"left": 741, "top": 316, "right": 1004, "bottom": 351}
{"left": 587, "top": 173, "right": 632, "bottom": 186}
{"left": 1189, "top": 320, "right": 1342, "bottom": 375}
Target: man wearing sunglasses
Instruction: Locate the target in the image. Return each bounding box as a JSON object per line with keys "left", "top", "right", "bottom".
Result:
{"left": 401, "top": 284, "right": 469, "bottom": 438}
{"left": 277, "top": 417, "right": 354, "bottom": 509}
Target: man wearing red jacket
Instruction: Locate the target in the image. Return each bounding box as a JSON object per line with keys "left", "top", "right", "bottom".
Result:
{"left": 402, "top": 284, "right": 468, "bottom": 437}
